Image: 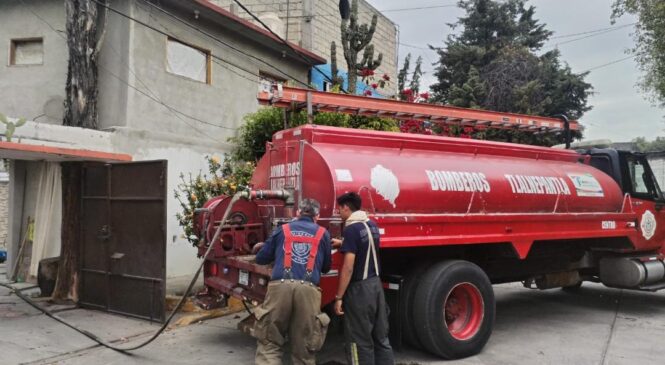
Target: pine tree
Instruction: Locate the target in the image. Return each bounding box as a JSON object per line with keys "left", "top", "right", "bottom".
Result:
{"left": 430, "top": 0, "right": 592, "bottom": 145}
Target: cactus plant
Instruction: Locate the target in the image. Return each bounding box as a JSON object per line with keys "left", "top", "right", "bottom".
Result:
{"left": 330, "top": 41, "right": 345, "bottom": 89}
{"left": 0, "top": 113, "right": 27, "bottom": 142}
{"left": 340, "top": 0, "right": 383, "bottom": 94}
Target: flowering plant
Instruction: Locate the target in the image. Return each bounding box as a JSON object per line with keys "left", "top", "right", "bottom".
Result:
{"left": 360, "top": 70, "right": 391, "bottom": 96}
{"left": 175, "top": 155, "right": 255, "bottom": 245}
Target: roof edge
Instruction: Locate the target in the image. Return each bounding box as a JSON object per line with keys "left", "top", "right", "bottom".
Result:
{"left": 192, "top": 0, "right": 327, "bottom": 65}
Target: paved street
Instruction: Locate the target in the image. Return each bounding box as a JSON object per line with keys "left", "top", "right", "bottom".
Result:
{"left": 3, "top": 270, "right": 665, "bottom": 365}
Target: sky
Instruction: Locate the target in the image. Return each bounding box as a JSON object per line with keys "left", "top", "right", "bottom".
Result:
{"left": 366, "top": 0, "right": 665, "bottom": 143}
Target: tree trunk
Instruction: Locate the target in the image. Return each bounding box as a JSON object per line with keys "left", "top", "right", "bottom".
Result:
{"left": 63, "top": 0, "right": 100, "bottom": 129}
{"left": 52, "top": 163, "right": 82, "bottom": 302}
{"left": 54, "top": 0, "right": 105, "bottom": 300}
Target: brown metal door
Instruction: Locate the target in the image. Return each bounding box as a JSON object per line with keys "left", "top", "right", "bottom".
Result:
{"left": 79, "top": 161, "right": 167, "bottom": 322}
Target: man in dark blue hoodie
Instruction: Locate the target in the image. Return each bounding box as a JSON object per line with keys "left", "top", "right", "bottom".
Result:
{"left": 252, "top": 198, "right": 332, "bottom": 365}
{"left": 333, "top": 192, "right": 394, "bottom": 365}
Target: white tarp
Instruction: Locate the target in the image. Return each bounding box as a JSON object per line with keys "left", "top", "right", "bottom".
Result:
{"left": 30, "top": 162, "right": 62, "bottom": 277}
{"left": 166, "top": 39, "right": 207, "bottom": 83}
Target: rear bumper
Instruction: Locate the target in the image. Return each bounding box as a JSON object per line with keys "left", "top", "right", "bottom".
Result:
{"left": 204, "top": 255, "right": 272, "bottom": 303}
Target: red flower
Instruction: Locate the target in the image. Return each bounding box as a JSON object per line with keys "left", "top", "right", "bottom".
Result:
{"left": 420, "top": 92, "right": 430, "bottom": 100}
{"left": 402, "top": 88, "right": 412, "bottom": 95}
{"left": 360, "top": 68, "right": 375, "bottom": 77}
{"left": 382, "top": 74, "right": 390, "bottom": 81}
{"left": 463, "top": 127, "right": 474, "bottom": 134}
{"left": 371, "top": 83, "right": 378, "bottom": 89}
{"left": 363, "top": 89, "right": 372, "bottom": 96}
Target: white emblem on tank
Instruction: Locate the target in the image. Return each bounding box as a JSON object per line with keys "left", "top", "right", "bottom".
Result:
{"left": 641, "top": 210, "right": 657, "bottom": 240}
{"left": 370, "top": 164, "right": 400, "bottom": 208}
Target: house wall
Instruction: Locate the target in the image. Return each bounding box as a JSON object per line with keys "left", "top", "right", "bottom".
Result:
{"left": 1, "top": 0, "right": 314, "bottom": 289}
{"left": 0, "top": 164, "right": 9, "bottom": 249}
{"left": 0, "top": 0, "right": 68, "bottom": 125}
{"left": 209, "top": 0, "right": 399, "bottom": 94}
{"left": 115, "top": 1, "right": 311, "bottom": 138}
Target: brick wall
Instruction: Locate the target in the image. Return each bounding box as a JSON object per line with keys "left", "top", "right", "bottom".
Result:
{"left": 208, "top": 0, "right": 398, "bottom": 94}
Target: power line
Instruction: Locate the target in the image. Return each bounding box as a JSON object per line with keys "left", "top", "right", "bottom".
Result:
{"left": 287, "top": 4, "right": 460, "bottom": 18}
{"left": 380, "top": 4, "right": 458, "bottom": 12}
{"left": 580, "top": 55, "right": 636, "bottom": 73}
{"left": 548, "top": 23, "right": 636, "bottom": 49}
{"left": 399, "top": 42, "right": 432, "bottom": 51}
{"left": 94, "top": 0, "right": 315, "bottom": 91}
{"left": 550, "top": 22, "right": 637, "bottom": 39}
{"left": 20, "top": 0, "right": 237, "bottom": 139}
{"left": 139, "top": 5, "right": 261, "bottom": 85}
{"left": 231, "top": 0, "right": 348, "bottom": 93}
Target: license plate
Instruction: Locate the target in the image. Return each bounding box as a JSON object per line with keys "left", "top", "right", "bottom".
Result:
{"left": 239, "top": 270, "right": 249, "bottom": 286}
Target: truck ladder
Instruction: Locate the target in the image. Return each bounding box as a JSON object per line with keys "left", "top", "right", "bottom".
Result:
{"left": 257, "top": 85, "right": 579, "bottom": 133}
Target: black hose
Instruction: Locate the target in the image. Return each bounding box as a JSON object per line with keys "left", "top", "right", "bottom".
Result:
{"left": 0, "top": 193, "right": 244, "bottom": 353}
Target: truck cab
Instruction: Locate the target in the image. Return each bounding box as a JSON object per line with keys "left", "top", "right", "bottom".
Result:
{"left": 584, "top": 148, "right": 665, "bottom": 205}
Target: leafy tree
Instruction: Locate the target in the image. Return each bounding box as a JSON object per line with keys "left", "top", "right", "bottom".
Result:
{"left": 231, "top": 107, "right": 398, "bottom": 162}
{"left": 397, "top": 54, "right": 424, "bottom": 101}
{"left": 397, "top": 54, "right": 411, "bottom": 94}
{"left": 633, "top": 136, "right": 665, "bottom": 152}
{"left": 175, "top": 156, "right": 255, "bottom": 246}
{"left": 409, "top": 56, "right": 424, "bottom": 95}
{"left": 612, "top": 1, "right": 665, "bottom": 106}
{"left": 430, "top": 0, "right": 592, "bottom": 145}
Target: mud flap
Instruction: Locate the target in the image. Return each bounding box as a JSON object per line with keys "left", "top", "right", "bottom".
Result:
{"left": 383, "top": 275, "right": 404, "bottom": 351}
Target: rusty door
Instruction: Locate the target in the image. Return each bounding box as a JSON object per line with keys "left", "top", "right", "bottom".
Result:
{"left": 79, "top": 161, "right": 167, "bottom": 322}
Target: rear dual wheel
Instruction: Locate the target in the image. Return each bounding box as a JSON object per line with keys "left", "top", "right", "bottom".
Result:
{"left": 412, "top": 260, "right": 495, "bottom": 359}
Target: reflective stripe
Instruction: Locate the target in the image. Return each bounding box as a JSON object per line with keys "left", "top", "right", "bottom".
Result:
{"left": 282, "top": 223, "right": 326, "bottom": 274}
{"left": 283, "top": 224, "right": 294, "bottom": 270}
{"left": 307, "top": 227, "right": 326, "bottom": 272}
{"left": 351, "top": 342, "right": 360, "bottom": 365}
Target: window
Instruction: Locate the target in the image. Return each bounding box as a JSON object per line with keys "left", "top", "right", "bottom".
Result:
{"left": 10, "top": 38, "right": 43, "bottom": 66}
{"left": 259, "top": 72, "right": 286, "bottom": 93}
{"left": 625, "top": 155, "right": 661, "bottom": 199}
{"left": 630, "top": 160, "right": 649, "bottom": 194}
{"left": 166, "top": 38, "right": 211, "bottom": 83}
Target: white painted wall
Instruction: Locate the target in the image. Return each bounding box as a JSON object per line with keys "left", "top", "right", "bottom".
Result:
{"left": 7, "top": 120, "right": 233, "bottom": 285}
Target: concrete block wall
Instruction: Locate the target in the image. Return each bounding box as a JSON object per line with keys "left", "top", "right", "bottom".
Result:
{"left": 209, "top": 0, "right": 303, "bottom": 42}
{"left": 208, "top": 0, "right": 398, "bottom": 94}
{"left": 0, "top": 0, "right": 68, "bottom": 126}
{"left": 313, "top": 0, "right": 397, "bottom": 95}
{"left": 0, "top": 182, "right": 8, "bottom": 249}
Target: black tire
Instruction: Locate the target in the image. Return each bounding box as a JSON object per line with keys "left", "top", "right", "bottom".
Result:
{"left": 413, "top": 260, "right": 495, "bottom": 359}
{"left": 401, "top": 264, "right": 429, "bottom": 349}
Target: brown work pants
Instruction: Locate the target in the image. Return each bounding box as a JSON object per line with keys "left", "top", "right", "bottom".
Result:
{"left": 253, "top": 281, "right": 330, "bottom": 365}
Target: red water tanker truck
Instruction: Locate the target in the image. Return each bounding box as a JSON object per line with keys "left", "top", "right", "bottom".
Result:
{"left": 193, "top": 87, "right": 665, "bottom": 359}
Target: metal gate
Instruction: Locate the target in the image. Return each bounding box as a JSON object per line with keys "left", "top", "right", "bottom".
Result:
{"left": 79, "top": 161, "right": 167, "bottom": 322}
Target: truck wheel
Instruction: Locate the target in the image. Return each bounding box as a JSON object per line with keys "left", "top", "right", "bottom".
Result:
{"left": 413, "top": 260, "right": 495, "bottom": 359}
{"left": 401, "top": 265, "right": 429, "bottom": 349}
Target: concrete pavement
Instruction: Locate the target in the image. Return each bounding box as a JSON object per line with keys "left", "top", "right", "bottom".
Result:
{"left": 2, "top": 266, "right": 665, "bottom": 364}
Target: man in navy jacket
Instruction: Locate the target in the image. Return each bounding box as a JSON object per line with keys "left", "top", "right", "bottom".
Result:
{"left": 252, "top": 198, "right": 332, "bottom": 365}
